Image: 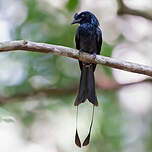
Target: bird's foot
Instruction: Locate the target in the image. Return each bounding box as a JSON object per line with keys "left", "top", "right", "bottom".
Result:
{"left": 92, "top": 53, "right": 96, "bottom": 59}
{"left": 78, "top": 49, "right": 83, "bottom": 55}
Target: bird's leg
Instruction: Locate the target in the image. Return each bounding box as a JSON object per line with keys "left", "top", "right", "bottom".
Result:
{"left": 92, "top": 53, "right": 96, "bottom": 59}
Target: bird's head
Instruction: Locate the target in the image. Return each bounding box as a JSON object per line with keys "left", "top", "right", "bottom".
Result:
{"left": 72, "top": 11, "right": 99, "bottom": 27}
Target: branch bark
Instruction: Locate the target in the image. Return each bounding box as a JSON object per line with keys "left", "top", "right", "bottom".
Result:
{"left": 0, "top": 40, "right": 152, "bottom": 77}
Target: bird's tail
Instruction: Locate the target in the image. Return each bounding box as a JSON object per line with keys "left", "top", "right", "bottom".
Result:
{"left": 74, "top": 64, "right": 98, "bottom": 106}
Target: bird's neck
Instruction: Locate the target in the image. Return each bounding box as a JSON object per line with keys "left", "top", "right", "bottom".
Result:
{"left": 79, "top": 23, "right": 97, "bottom": 36}
{"left": 80, "top": 23, "right": 97, "bottom": 29}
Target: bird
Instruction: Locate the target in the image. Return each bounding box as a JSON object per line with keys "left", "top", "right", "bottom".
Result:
{"left": 72, "top": 11, "right": 102, "bottom": 147}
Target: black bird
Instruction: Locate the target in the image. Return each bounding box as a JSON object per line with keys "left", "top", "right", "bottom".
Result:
{"left": 72, "top": 11, "right": 102, "bottom": 147}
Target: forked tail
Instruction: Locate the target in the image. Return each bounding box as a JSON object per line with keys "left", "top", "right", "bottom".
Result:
{"left": 74, "top": 64, "right": 98, "bottom": 106}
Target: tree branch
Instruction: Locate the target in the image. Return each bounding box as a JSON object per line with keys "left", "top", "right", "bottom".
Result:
{"left": 96, "top": 77, "right": 152, "bottom": 90}
{"left": 117, "top": 0, "right": 152, "bottom": 21}
{"left": 0, "top": 78, "right": 151, "bottom": 104}
{"left": 0, "top": 87, "right": 77, "bottom": 104}
{"left": 0, "top": 40, "right": 152, "bottom": 77}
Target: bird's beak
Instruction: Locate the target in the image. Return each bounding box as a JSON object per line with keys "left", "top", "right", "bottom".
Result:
{"left": 71, "top": 18, "right": 81, "bottom": 24}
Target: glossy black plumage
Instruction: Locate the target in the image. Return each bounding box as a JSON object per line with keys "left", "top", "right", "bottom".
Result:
{"left": 72, "top": 11, "right": 102, "bottom": 106}
{"left": 72, "top": 11, "right": 102, "bottom": 147}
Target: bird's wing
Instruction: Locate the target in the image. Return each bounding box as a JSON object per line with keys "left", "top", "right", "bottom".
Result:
{"left": 75, "top": 28, "right": 83, "bottom": 71}
{"left": 96, "top": 27, "right": 102, "bottom": 55}
{"left": 75, "top": 28, "right": 80, "bottom": 50}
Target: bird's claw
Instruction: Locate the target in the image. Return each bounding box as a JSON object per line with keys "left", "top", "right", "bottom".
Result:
{"left": 78, "top": 49, "right": 83, "bottom": 55}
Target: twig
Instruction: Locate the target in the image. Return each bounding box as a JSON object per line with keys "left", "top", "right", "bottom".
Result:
{"left": 0, "top": 87, "right": 77, "bottom": 104}
{"left": 96, "top": 78, "right": 152, "bottom": 90}
{"left": 117, "top": 0, "right": 152, "bottom": 21}
{"left": 0, "top": 40, "right": 152, "bottom": 77}
{"left": 0, "top": 78, "right": 151, "bottom": 104}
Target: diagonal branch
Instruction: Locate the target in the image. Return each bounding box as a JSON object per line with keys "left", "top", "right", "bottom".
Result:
{"left": 117, "top": 0, "right": 152, "bottom": 21}
{"left": 0, "top": 40, "right": 152, "bottom": 77}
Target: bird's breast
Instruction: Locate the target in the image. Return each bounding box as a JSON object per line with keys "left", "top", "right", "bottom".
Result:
{"left": 79, "top": 25, "right": 97, "bottom": 54}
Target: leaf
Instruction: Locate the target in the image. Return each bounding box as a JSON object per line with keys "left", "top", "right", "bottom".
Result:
{"left": 0, "top": 107, "right": 14, "bottom": 122}
{"left": 66, "top": 0, "right": 79, "bottom": 12}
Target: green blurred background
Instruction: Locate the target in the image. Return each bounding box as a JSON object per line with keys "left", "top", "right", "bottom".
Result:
{"left": 0, "top": 0, "right": 152, "bottom": 152}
